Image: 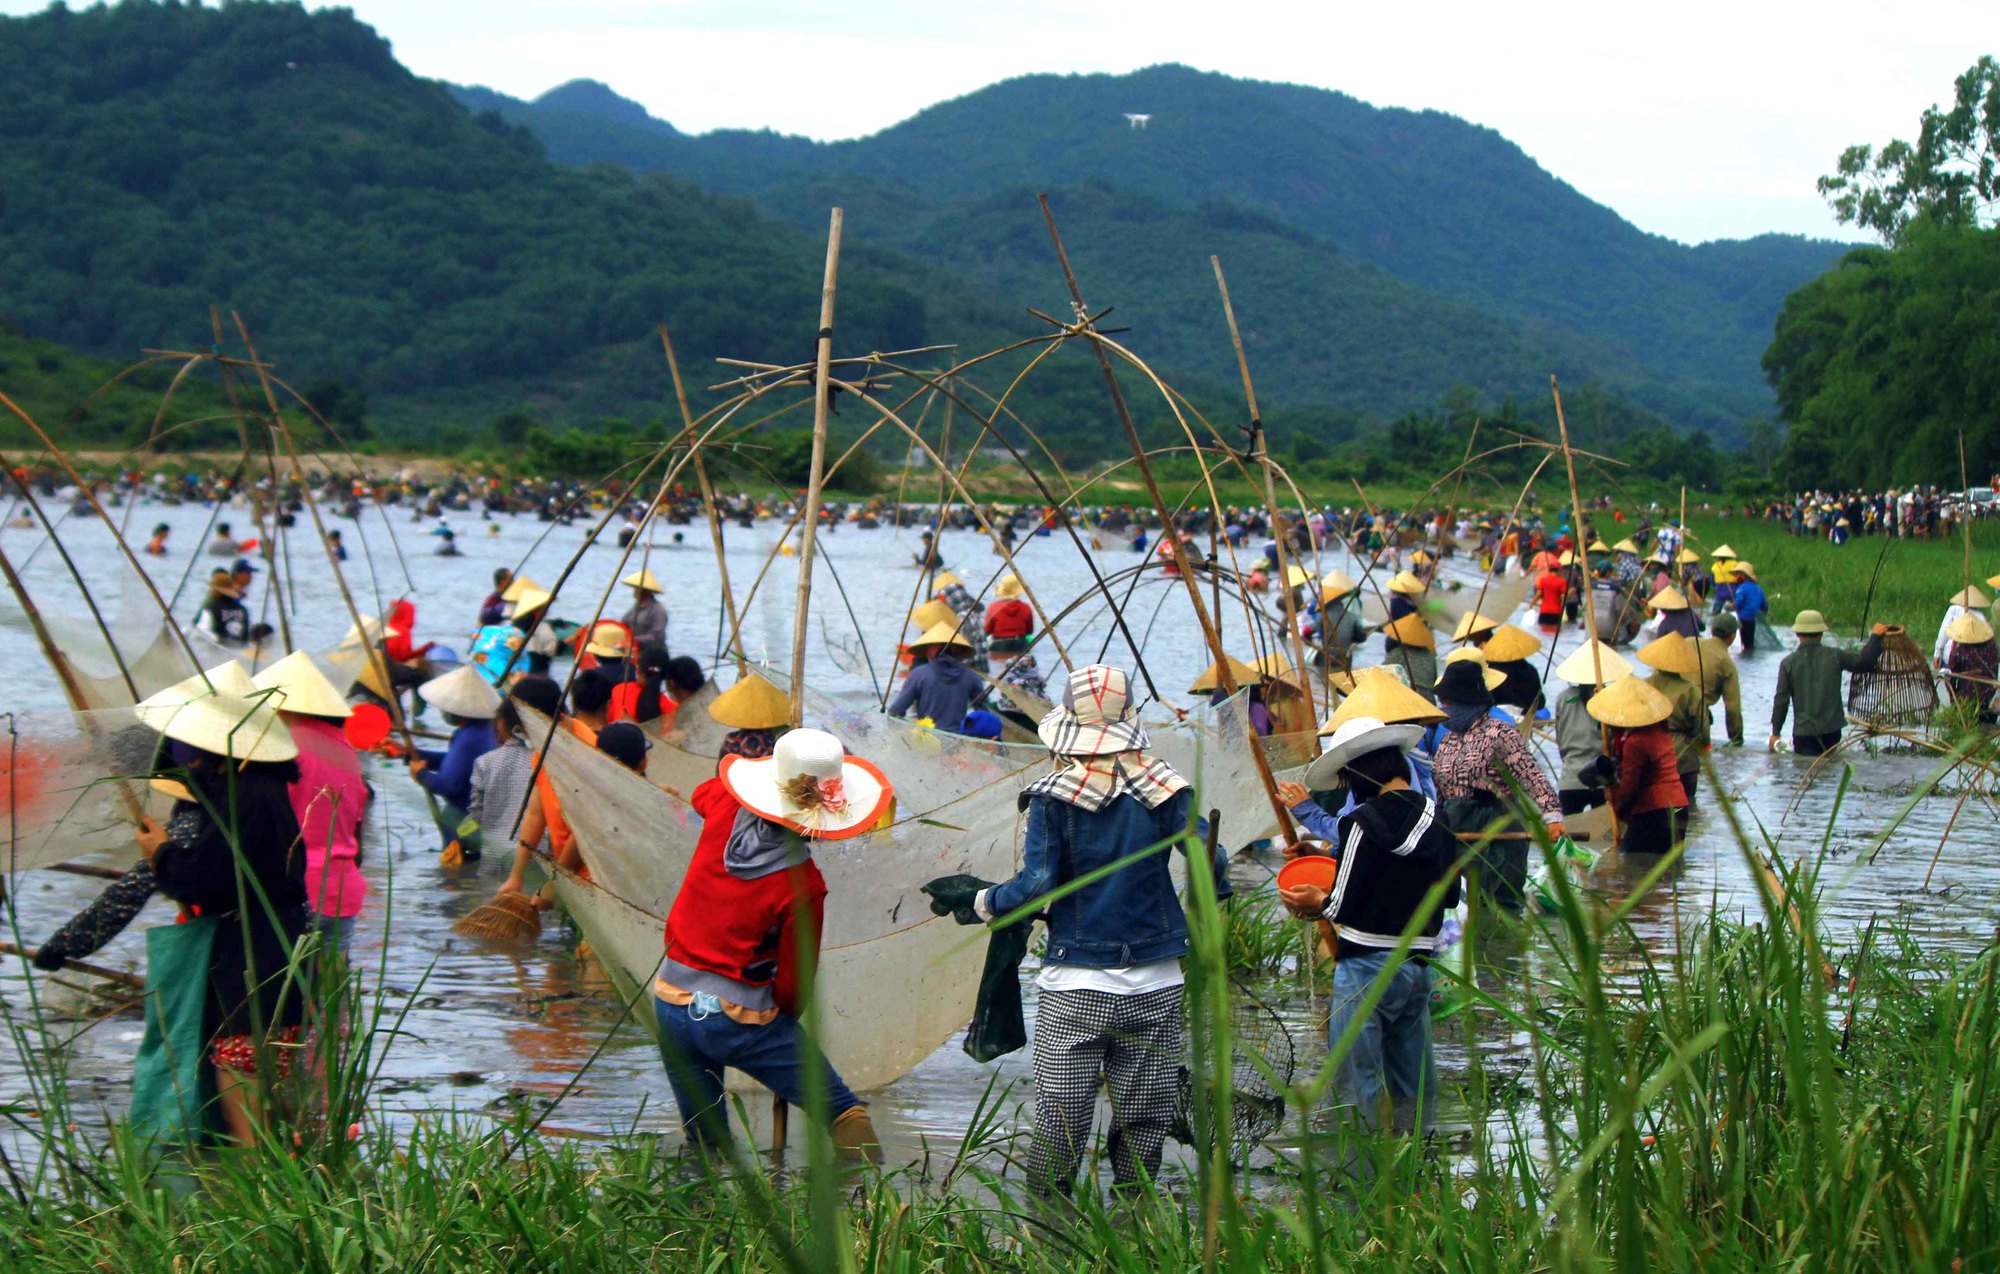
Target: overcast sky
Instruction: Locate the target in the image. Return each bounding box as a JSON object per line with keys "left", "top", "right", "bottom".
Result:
{"left": 12, "top": 0, "right": 1989, "bottom": 243}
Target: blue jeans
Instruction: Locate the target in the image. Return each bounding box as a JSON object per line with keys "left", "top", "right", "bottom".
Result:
{"left": 1326, "top": 950, "right": 1434, "bottom": 1130}
{"left": 653, "top": 995, "right": 862, "bottom": 1150}
{"left": 314, "top": 914, "right": 357, "bottom": 956}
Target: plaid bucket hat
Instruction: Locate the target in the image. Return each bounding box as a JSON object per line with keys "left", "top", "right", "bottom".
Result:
{"left": 1036, "top": 664, "right": 1151, "bottom": 756}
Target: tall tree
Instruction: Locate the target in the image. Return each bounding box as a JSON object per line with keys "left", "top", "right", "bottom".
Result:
{"left": 1819, "top": 56, "right": 2000, "bottom": 245}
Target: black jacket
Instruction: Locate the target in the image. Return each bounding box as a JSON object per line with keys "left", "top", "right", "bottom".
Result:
{"left": 1321, "top": 788, "right": 1461, "bottom": 957}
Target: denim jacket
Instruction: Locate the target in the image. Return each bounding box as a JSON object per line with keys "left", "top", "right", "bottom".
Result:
{"left": 985, "top": 788, "right": 1232, "bottom": 969}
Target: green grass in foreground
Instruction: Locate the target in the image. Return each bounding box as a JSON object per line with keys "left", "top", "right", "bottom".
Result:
{"left": 5, "top": 766, "right": 2000, "bottom": 1271}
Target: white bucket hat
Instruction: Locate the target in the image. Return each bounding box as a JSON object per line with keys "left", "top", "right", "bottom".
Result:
{"left": 1037, "top": 664, "right": 1151, "bottom": 757}
{"left": 136, "top": 664, "right": 297, "bottom": 763}
{"left": 420, "top": 663, "right": 501, "bottom": 720}
{"left": 1303, "top": 716, "right": 1423, "bottom": 790}
{"left": 719, "top": 727, "right": 892, "bottom": 841}
{"left": 251, "top": 649, "right": 353, "bottom": 719}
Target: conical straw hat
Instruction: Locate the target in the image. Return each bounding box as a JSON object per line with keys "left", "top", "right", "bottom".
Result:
{"left": 621, "top": 567, "right": 664, "bottom": 593}
{"left": 1386, "top": 570, "right": 1426, "bottom": 597}
{"left": 1283, "top": 564, "right": 1315, "bottom": 590}
{"left": 1949, "top": 585, "right": 1992, "bottom": 609}
{"left": 136, "top": 668, "right": 297, "bottom": 763}
{"left": 996, "top": 574, "right": 1025, "bottom": 598}
{"left": 1318, "top": 569, "right": 1358, "bottom": 600}
{"left": 420, "top": 664, "right": 501, "bottom": 719}
{"left": 1382, "top": 613, "right": 1435, "bottom": 648}
{"left": 1479, "top": 623, "right": 1542, "bottom": 662}
{"left": 1410, "top": 549, "right": 1435, "bottom": 565}
{"left": 1554, "top": 640, "right": 1633, "bottom": 686}
{"left": 1947, "top": 612, "right": 1996, "bottom": 644}
{"left": 500, "top": 575, "right": 543, "bottom": 604}
{"left": 708, "top": 670, "right": 793, "bottom": 729}
{"left": 1587, "top": 538, "right": 1611, "bottom": 553}
{"left": 909, "top": 619, "right": 974, "bottom": 654}
{"left": 1557, "top": 550, "right": 1577, "bottom": 566}
{"left": 932, "top": 571, "right": 962, "bottom": 590}
{"left": 1323, "top": 667, "right": 1446, "bottom": 732}
{"left": 910, "top": 599, "right": 957, "bottom": 630}
{"left": 509, "top": 586, "right": 552, "bottom": 617}
{"left": 1443, "top": 647, "right": 1506, "bottom": 690}
{"left": 1710, "top": 543, "right": 1737, "bottom": 558}
{"left": 1986, "top": 571, "right": 2000, "bottom": 591}
{"left": 1637, "top": 631, "right": 1700, "bottom": 677}
{"left": 1251, "top": 652, "right": 1302, "bottom": 685}
{"left": 1675, "top": 548, "right": 1701, "bottom": 565}
{"left": 1451, "top": 611, "right": 1501, "bottom": 641}
{"left": 252, "top": 649, "right": 352, "bottom": 719}
{"left": 1587, "top": 674, "right": 1672, "bottom": 728}
{"left": 1612, "top": 538, "right": 1640, "bottom": 554}
{"left": 1647, "top": 585, "right": 1691, "bottom": 610}
{"left": 1731, "top": 561, "right": 1755, "bottom": 579}
{"left": 1187, "top": 654, "right": 1265, "bottom": 694}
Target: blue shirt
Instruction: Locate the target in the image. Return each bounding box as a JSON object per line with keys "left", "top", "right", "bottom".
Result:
{"left": 417, "top": 720, "right": 498, "bottom": 808}
{"left": 1733, "top": 579, "right": 1767, "bottom": 623}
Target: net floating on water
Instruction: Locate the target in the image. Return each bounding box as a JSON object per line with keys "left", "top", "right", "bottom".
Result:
{"left": 1848, "top": 627, "right": 1938, "bottom": 729}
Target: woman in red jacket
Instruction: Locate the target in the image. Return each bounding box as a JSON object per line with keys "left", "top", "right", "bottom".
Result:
{"left": 983, "top": 574, "right": 1035, "bottom": 657}
{"left": 656, "top": 728, "right": 893, "bottom": 1162}
{"left": 1582, "top": 675, "right": 1688, "bottom": 855}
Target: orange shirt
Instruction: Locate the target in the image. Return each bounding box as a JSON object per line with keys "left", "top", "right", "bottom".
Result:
{"left": 607, "top": 682, "right": 678, "bottom": 729}
{"left": 535, "top": 717, "right": 598, "bottom": 861}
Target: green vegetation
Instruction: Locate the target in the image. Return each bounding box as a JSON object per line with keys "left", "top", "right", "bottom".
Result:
{"left": 0, "top": 322, "right": 242, "bottom": 450}
{"left": 470, "top": 70, "right": 1848, "bottom": 438}
{"left": 6, "top": 794, "right": 2000, "bottom": 1269}
{"left": 1766, "top": 57, "right": 2000, "bottom": 488}
{"left": 1675, "top": 513, "right": 2000, "bottom": 634}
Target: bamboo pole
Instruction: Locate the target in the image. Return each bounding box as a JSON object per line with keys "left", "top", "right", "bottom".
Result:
{"left": 660, "top": 326, "right": 748, "bottom": 672}
{"left": 788, "top": 207, "right": 844, "bottom": 727}
{"left": 1212, "top": 257, "right": 1316, "bottom": 721}
{"left": 1549, "top": 378, "right": 1619, "bottom": 848}
{"left": 226, "top": 314, "right": 442, "bottom": 826}
{"left": 1038, "top": 196, "right": 1295, "bottom": 846}
{"left": 0, "top": 942, "right": 145, "bottom": 991}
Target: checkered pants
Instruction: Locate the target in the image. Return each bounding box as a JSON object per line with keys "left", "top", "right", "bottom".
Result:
{"left": 1027, "top": 985, "right": 1183, "bottom": 1194}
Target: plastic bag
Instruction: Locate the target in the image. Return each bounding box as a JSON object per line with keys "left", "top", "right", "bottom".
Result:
{"left": 1527, "top": 835, "right": 1600, "bottom": 914}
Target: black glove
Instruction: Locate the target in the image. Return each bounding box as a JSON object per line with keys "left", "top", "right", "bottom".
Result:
{"left": 31, "top": 942, "right": 67, "bottom": 972}
{"left": 249, "top": 622, "right": 275, "bottom": 641}
{"left": 1580, "top": 754, "right": 1618, "bottom": 789}
{"left": 922, "top": 874, "right": 996, "bottom": 926}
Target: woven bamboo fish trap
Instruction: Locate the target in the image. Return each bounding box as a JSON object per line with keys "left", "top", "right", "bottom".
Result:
{"left": 1848, "top": 626, "right": 1938, "bottom": 729}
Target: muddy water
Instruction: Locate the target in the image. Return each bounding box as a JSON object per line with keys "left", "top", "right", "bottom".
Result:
{"left": 2, "top": 506, "right": 1992, "bottom": 1167}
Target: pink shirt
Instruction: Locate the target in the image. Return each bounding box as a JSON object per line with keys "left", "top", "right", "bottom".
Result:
{"left": 288, "top": 716, "right": 371, "bottom": 919}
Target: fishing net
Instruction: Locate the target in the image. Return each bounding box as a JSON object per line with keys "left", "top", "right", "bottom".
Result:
{"left": 1848, "top": 627, "right": 1938, "bottom": 729}
{"left": 528, "top": 704, "right": 1032, "bottom": 1091}
{"left": 1170, "top": 978, "right": 1297, "bottom": 1155}
{"left": 0, "top": 706, "right": 172, "bottom": 874}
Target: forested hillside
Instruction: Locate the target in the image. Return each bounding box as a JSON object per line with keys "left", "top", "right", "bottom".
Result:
{"left": 460, "top": 69, "right": 1850, "bottom": 435}
{"left": 0, "top": 0, "right": 1836, "bottom": 475}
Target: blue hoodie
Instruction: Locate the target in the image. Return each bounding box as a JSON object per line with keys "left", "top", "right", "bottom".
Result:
{"left": 888, "top": 656, "right": 984, "bottom": 732}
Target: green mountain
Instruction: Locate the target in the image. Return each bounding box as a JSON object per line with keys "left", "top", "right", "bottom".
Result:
{"left": 0, "top": 0, "right": 1839, "bottom": 473}
{"left": 457, "top": 71, "right": 1852, "bottom": 437}
{"left": 0, "top": 1, "right": 1012, "bottom": 445}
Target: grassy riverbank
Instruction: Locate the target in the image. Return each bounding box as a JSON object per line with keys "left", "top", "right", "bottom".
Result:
{"left": 4, "top": 798, "right": 1998, "bottom": 1271}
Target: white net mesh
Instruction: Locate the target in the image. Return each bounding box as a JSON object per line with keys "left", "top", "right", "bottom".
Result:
{"left": 0, "top": 706, "right": 171, "bottom": 874}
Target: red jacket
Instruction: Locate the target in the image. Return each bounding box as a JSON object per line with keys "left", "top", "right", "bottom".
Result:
{"left": 607, "top": 682, "right": 677, "bottom": 728}
{"left": 1607, "top": 725, "right": 1686, "bottom": 817}
{"left": 664, "top": 778, "right": 826, "bottom": 1016}
{"left": 984, "top": 598, "right": 1034, "bottom": 640}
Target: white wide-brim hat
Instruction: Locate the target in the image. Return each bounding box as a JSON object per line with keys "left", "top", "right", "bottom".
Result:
{"left": 420, "top": 663, "right": 502, "bottom": 719}
{"left": 1037, "top": 664, "right": 1151, "bottom": 756}
{"left": 1303, "top": 716, "right": 1424, "bottom": 790}
{"left": 719, "top": 726, "right": 892, "bottom": 841}
{"left": 252, "top": 649, "right": 353, "bottom": 719}
{"left": 136, "top": 663, "right": 297, "bottom": 763}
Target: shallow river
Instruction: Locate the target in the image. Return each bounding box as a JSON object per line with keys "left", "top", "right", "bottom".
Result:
{"left": 1, "top": 499, "right": 1991, "bottom": 1172}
